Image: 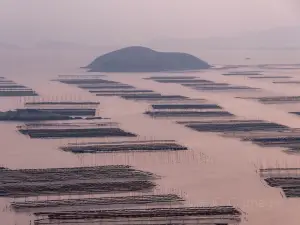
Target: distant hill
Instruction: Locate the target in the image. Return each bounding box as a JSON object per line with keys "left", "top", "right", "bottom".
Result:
{"left": 84, "top": 46, "right": 211, "bottom": 72}
{"left": 148, "top": 26, "right": 300, "bottom": 50}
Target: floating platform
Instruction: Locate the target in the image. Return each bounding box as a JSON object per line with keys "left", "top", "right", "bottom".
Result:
{"left": 25, "top": 101, "right": 99, "bottom": 106}
{"left": 144, "top": 76, "right": 198, "bottom": 80}
{"left": 145, "top": 111, "right": 234, "bottom": 118}
{"left": 0, "top": 165, "right": 156, "bottom": 197}
{"left": 248, "top": 76, "right": 292, "bottom": 79}
{"left": 19, "top": 127, "right": 137, "bottom": 138}
{"left": 151, "top": 104, "right": 222, "bottom": 110}
{"left": 55, "top": 78, "right": 119, "bottom": 85}
{"left": 61, "top": 140, "right": 188, "bottom": 153}
{"left": 121, "top": 94, "right": 188, "bottom": 101}
{"left": 26, "top": 108, "right": 96, "bottom": 116}
{"left": 79, "top": 84, "right": 135, "bottom": 89}
{"left": 11, "top": 194, "right": 183, "bottom": 211}
{"left": 260, "top": 168, "right": 300, "bottom": 198}
{"left": 33, "top": 206, "right": 242, "bottom": 225}
{"left": 184, "top": 120, "right": 288, "bottom": 133}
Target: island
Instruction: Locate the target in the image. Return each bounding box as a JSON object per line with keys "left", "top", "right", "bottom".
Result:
{"left": 83, "top": 46, "right": 211, "bottom": 72}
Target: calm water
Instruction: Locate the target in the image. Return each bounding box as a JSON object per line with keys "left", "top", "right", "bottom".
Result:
{"left": 1, "top": 49, "right": 300, "bottom": 224}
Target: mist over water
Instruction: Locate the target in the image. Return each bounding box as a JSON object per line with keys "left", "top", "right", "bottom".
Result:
{"left": 1, "top": 1, "right": 300, "bottom": 225}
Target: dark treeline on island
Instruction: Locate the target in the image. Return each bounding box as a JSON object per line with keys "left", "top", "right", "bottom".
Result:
{"left": 83, "top": 46, "right": 211, "bottom": 72}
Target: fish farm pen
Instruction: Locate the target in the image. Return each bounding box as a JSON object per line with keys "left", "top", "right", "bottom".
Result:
{"left": 151, "top": 103, "right": 222, "bottom": 110}
{"left": 33, "top": 206, "right": 242, "bottom": 225}
{"left": 144, "top": 111, "right": 234, "bottom": 118}
{"left": 60, "top": 140, "right": 188, "bottom": 153}
{"left": 18, "top": 127, "right": 137, "bottom": 138}
{"left": 11, "top": 194, "right": 184, "bottom": 211}
{"left": 0, "top": 165, "right": 157, "bottom": 197}
{"left": 260, "top": 168, "right": 300, "bottom": 198}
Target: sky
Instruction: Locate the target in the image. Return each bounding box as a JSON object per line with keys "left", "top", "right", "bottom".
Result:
{"left": 0, "top": 0, "right": 299, "bottom": 46}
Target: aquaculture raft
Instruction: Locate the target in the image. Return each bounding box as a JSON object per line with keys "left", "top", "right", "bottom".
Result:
{"left": 260, "top": 168, "right": 300, "bottom": 198}
{"left": 0, "top": 165, "right": 157, "bottom": 197}
{"left": 33, "top": 206, "right": 242, "bottom": 225}
{"left": 18, "top": 127, "right": 137, "bottom": 138}
{"left": 61, "top": 140, "right": 188, "bottom": 153}
{"left": 11, "top": 194, "right": 183, "bottom": 211}
{"left": 145, "top": 111, "right": 234, "bottom": 118}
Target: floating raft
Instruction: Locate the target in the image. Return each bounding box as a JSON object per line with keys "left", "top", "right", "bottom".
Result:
{"left": 24, "top": 108, "right": 96, "bottom": 116}
{"left": 25, "top": 101, "right": 99, "bottom": 106}
{"left": 0, "top": 165, "right": 157, "bottom": 197}
{"left": 145, "top": 111, "right": 234, "bottom": 118}
{"left": 19, "top": 127, "right": 136, "bottom": 138}
{"left": 260, "top": 168, "right": 300, "bottom": 198}
{"left": 144, "top": 76, "right": 198, "bottom": 80}
{"left": 151, "top": 103, "right": 222, "bottom": 110}
{"left": 248, "top": 76, "right": 291, "bottom": 79}
{"left": 55, "top": 78, "right": 119, "bottom": 85}
{"left": 78, "top": 84, "right": 135, "bottom": 89}
{"left": 61, "top": 140, "right": 188, "bottom": 153}
{"left": 121, "top": 94, "right": 188, "bottom": 101}
{"left": 273, "top": 81, "right": 300, "bottom": 84}
{"left": 11, "top": 194, "right": 183, "bottom": 211}
{"left": 0, "top": 78, "right": 38, "bottom": 96}
{"left": 186, "top": 121, "right": 288, "bottom": 133}
{"left": 33, "top": 206, "right": 242, "bottom": 225}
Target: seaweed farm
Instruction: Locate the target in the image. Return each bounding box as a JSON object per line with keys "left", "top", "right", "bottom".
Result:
{"left": 33, "top": 206, "right": 242, "bottom": 225}
{"left": 151, "top": 103, "right": 223, "bottom": 110}
{"left": 248, "top": 76, "right": 292, "bottom": 79}
{"left": 54, "top": 76, "right": 192, "bottom": 101}
{"left": 4, "top": 56, "right": 300, "bottom": 225}
{"left": 144, "top": 99, "right": 234, "bottom": 120}
{"left": 18, "top": 126, "right": 136, "bottom": 138}
{"left": 0, "top": 77, "right": 38, "bottom": 96}
{"left": 11, "top": 194, "right": 184, "bottom": 212}
{"left": 237, "top": 96, "right": 300, "bottom": 104}
{"left": 273, "top": 81, "right": 300, "bottom": 84}
{"left": 183, "top": 120, "right": 288, "bottom": 133}
{"left": 0, "top": 165, "right": 157, "bottom": 197}
{"left": 260, "top": 168, "right": 300, "bottom": 198}
{"left": 146, "top": 76, "right": 260, "bottom": 92}
{"left": 222, "top": 71, "right": 263, "bottom": 76}
{"left": 145, "top": 110, "right": 234, "bottom": 118}
{"left": 61, "top": 140, "right": 188, "bottom": 153}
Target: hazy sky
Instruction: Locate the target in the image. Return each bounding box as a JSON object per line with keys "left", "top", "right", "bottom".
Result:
{"left": 0, "top": 0, "right": 299, "bottom": 46}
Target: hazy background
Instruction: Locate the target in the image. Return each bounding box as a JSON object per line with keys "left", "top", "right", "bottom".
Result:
{"left": 0, "top": 0, "right": 300, "bottom": 66}
{"left": 0, "top": 0, "right": 299, "bottom": 46}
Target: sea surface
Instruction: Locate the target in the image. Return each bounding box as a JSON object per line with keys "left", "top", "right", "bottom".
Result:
{"left": 1, "top": 48, "right": 300, "bottom": 224}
